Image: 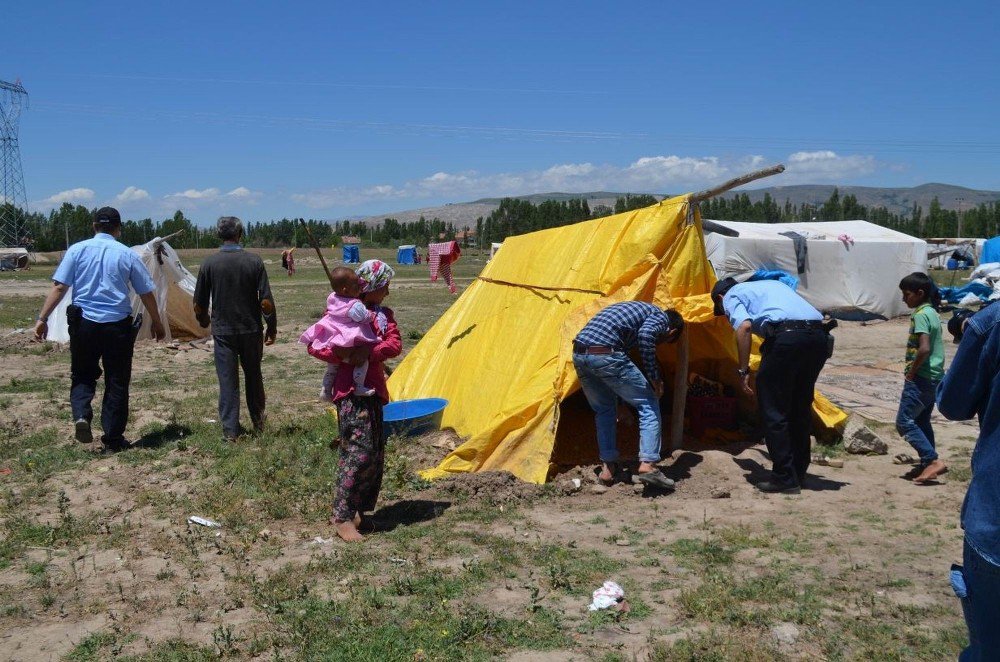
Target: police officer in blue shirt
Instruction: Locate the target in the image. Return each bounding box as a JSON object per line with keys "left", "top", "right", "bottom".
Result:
{"left": 711, "top": 277, "right": 830, "bottom": 494}
{"left": 34, "top": 207, "right": 165, "bottom": 452}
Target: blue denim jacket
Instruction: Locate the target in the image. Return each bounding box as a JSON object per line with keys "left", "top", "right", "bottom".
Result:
{"left": 937, "top": 302, "right": 1000, "bottom": 566}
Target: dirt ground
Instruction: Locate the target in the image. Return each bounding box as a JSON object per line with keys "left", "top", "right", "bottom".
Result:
{"left": 0, "top": 275, "right": 974, "bottom": 660}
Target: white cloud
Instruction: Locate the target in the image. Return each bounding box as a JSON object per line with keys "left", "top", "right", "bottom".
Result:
{"left": 115, "top": 186, "right": 149, "bottom": 203}
{"left": 784, "top": 150, "right": 877, "bottom": 181}
{"left": 287, "top": 149, "right": 882, "bottom": 210}
{"left": 227, "top": 186, "right": 258, "bottom": 199}
{"left": 37, "top": 187, "right": 95, "bottom": 207}
{"left": 166, "top": 187, "right": 221, "bottom": 200}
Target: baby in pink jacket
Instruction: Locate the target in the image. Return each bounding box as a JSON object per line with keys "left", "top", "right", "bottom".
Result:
{"left": 299, "top": 267, "right": 378, "bottom": 398}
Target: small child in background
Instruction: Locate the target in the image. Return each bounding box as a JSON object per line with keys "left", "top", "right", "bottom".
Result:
{"left": 300, "top": 267, "right": 378, "bottom": 399}
{"left": 896, "top": 272, "right": 947, "bottom": 484}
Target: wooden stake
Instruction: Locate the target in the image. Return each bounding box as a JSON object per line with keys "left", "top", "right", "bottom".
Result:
{"left": 670, "top": 325, "right": 690, "bottom": 452}
{"left": 298, "top": 219, "right": 336, "bottom": 290}
{"left": 689, "top": 164, "right": 785, "bottom": 204}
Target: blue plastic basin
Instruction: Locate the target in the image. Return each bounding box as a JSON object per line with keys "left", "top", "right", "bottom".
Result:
{"left": 383, "top": 398, "right": 448, "bottom": 438}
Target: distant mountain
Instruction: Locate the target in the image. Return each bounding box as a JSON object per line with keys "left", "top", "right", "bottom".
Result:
{"left": 353, "top": 192, "right": 656, "bottom": 227}
{"left": 719, "top": 183, "right": 1000, "bottom": 216}
{"left": 351, "top": 184, "right": 1000, "bottom": 227}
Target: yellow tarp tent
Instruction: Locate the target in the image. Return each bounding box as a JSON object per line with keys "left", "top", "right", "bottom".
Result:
{"left": 388, "top": 194, "right": 847, "bottom": 484}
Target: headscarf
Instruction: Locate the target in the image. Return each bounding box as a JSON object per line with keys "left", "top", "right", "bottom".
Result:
{"left": 355, "top": 259, "right": 395, "bottom": 293}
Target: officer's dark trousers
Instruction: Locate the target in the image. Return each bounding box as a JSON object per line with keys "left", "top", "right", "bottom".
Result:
{"left": 69, "top": 315, "right": 136, "bottom": 443}
{"left": 756, "top": 328, "right": 829, "bottom": 487}
{"left": 213, "top": 333, "right": 266, "bottom": 439}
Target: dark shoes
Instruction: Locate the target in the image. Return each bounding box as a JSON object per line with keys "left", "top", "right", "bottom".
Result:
{"left": 99, "top": 438, "right": 131, "bottom": 454}
{"left": 74, "top": 419, "right": 93, "bottom": 444}
{"left": 755, "top": 480, "right": 801, "bottom": 495}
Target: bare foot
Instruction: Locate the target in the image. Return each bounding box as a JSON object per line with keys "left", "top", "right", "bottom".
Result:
{"left": 913, "top": 459, "right": 948, "bottom": 484}
{"left": 334, "top": 519, "right": 364, "bottom": 542}
{"left": 598, "top": 462, "right": 616, "bottom": 483}
{"left": 637, "top": 461, "right": 658, "bottom": 475}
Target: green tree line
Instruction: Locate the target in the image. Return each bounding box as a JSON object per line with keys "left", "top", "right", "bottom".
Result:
{"left": 9, "top": 189, "right": 1000, "bottom": 253}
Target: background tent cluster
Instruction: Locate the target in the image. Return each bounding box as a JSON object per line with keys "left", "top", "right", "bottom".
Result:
{"left": 0, "top": 247, "right": 29, "bottom": 271}
{"left": 397, "top": 245, "right": 417, "bottom": 264}
{"left": 925, "top": 237, "right": 981, "bottom": 270}
{"left": 46, "top": 238, "right": 209, "bottom": 344}
{"left": 389, "top": 195, "right": 847, "bottom": 484}
{"left": 703, "top": 219, "right": 927, "bottom": 319}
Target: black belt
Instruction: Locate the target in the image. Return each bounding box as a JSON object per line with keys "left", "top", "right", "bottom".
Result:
{"left": 771, "top": 320, "right": 826, "bottom": 332}
{"left": 573, "top": 341, "right": 616, "bottom": 355}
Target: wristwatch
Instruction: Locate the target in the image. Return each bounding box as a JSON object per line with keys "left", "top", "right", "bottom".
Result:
{"left": 36, "top": 315, "right": 47, "bottom": 323}
{"left": 736, "top": 367, "right": 750, "bottom": 377}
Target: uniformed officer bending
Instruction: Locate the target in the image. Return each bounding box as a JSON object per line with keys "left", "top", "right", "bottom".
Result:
{"left": 711, "top": 277, "right": 829, "bottom": 494}
{"left": 34, "top": 207, "right": 165, "bottom": 452}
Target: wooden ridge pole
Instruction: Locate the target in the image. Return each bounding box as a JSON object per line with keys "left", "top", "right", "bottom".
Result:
{"left": 689, "top": 163, "right": 785, "bottom": 204}
{"left": 672, "top": 163, "right": 784, "bottom": 452}
{"left": 298, "top": 219, "right": 337, "bottom": 290}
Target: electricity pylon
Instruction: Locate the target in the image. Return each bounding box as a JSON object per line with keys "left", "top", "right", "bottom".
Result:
{"left": 0, "top": 78, "right": 28, "bottom": 248}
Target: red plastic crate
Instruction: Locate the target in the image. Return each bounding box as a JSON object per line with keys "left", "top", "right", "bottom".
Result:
{"left": 687, "top": 396, "right": 737, "bottom": 436}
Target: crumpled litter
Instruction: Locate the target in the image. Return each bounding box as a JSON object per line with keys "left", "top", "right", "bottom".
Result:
{"left": 311, "top": 536, "right": 333, "bottom": 545}
{"left": 588, "top": 580, "right": 625, "bottom": 611}
{"left": 187, "top": 516, "right": 222, "bottom": 528}
{"left": 837, "top": 233, "right": 855, "bottom": 247}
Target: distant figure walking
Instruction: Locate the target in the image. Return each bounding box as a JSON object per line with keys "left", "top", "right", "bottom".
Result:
{"left": 281, "top": 248, "right": 296, "bottom": 276}
{"left": 194, "top": 216, "right": 277, "bottom": 441}
{"left": 33, "top": 207, "right": 166, "bottom": 453}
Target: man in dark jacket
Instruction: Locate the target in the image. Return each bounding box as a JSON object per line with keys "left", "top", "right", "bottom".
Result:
{"left": 194, "top": 216, "right": 277, "bottom": 441}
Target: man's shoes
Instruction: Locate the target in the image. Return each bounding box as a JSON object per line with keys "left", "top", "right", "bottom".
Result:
{"left": 755, "top": 480, "right": 801, "bottom": 494}
{"left": 74, "top": 419, "right": 93, "bottom": 444}
{"left": 99, "top": 438, "right": 131, "bottom": 454}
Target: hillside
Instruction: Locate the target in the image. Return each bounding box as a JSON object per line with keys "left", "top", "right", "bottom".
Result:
{"left": 351, "top": 183, "right": 1000, "bottom": 227}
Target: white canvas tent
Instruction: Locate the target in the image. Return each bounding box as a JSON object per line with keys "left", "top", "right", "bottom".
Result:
{"left": 703, "top": 219, "right": 927, "bottom": 319}
{"left": 46, "top": 237, "right": 209, "bottom": 343}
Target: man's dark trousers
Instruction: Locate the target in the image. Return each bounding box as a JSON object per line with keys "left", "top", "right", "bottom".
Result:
{"left": 213, "top": 333, "right": 265, "bottom": 438}
{"left": 69, "top": 315, "right": 137, "bottom": 443}
{"left": 755, "top": 328, "right": 828, "bottom": 487}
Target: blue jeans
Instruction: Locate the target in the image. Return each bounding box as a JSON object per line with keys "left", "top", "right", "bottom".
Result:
{"left": 572, "top": 352, "right": 662, "bottom": 463}
{"left": 895, "top": 376, "right": 939, "bottom": 464}
{"left": 955, "top": 540, "right": 1000, "bottom": 660}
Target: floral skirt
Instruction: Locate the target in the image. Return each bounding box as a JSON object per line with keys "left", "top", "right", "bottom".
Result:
{"left": 332, "top": 395, "right": 385, "bottom": 522}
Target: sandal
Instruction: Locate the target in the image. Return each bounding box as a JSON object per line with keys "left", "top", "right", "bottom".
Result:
{"left": 636, "top": 469, "right": 676, "bottom": 490}
{"left": 597, "top": 462, "right": 620, "bottom": 487}
{"left": 893, "top": 453, "right": 917, "bottom": 465}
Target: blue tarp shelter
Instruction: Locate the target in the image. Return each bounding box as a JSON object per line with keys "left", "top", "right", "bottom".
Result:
{"left": 397, "top": 245, "right": 417, "bottom": 264}
{"left": 981, "top": 237, "right": 1000, "bottom": 265}
{"left": 343, "top": 244, "right": 360, "bottom": 264}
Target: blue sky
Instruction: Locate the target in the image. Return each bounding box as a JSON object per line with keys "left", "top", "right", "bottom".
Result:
{"left": 8, "top": 1, "right": 1000, "bottom": 224}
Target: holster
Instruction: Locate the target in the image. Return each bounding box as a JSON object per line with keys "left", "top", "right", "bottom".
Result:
{"left": 66, "top": 304, "right": 82, "bottom": 334}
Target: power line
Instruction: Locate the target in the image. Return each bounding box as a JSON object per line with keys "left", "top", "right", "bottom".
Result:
{"left": 31, "top": 100, "right": 1000, "bottom": 155}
